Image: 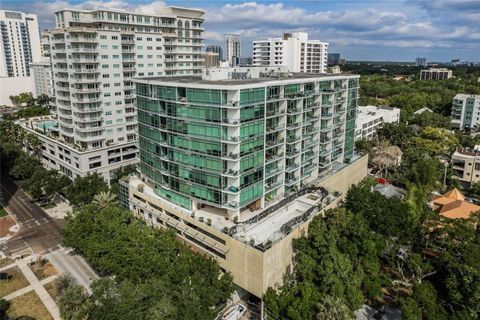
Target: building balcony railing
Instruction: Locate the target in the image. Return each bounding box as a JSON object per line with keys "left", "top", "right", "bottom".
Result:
{"left": 265, "top": 180, "right": 283, "bottom": 191}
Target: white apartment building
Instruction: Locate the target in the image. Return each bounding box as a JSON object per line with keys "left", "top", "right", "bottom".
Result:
{"left": 226, "top": 34, "right": 240, "bottom": 66}
{"left": 18, "top": 116, "right": 138, "bottom": 182}
{"left": 452, "top": 147, "right": 480, "bottom": 185}
{"left": 0, "top": 10, "right": 41, "bottom": 77}
{"left": 451, "top": 94, "right": 480, "bottom": 130}
{"left": 25, "top": 6, "right": 204, "bottom": 182}
{"left": 253, "top": 32, "right": 328, "bottom": 73}
{"left": 0, "top": 10, "right": 41, "bottom": 105}
{"left": 355, "top": 105, "right": 400, "bottom": 141}
{"left": 30, "top": 60, "right": 54, "bottom": 97}
{"left": 420, "top": 68, "right": 452, "bottom": 80}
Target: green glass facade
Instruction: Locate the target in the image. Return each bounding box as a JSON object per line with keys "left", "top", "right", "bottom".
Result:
{"left": 136, "top": 74, "right": 359, "bottom": 212}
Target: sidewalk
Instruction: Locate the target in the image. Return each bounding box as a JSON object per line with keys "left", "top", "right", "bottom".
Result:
{"left": 1, "top": 258, "right": 60, "bottom": 320}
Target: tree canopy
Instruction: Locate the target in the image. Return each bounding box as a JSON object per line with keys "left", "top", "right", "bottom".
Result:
{"left": 60, "top": 204, "right": 234, "bottom": 320}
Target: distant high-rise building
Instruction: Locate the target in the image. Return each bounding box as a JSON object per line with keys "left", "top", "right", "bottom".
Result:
{"left": 206, "top": 44, "right": 223, "bottom": 61}
{"left": 203, "top": 52, "right": 220, "bottom": 68}
{"left": 238, "top": 57, "right": 252, "bottom": 66}
{"left": 451, "top": 58, "right": 461, "bottom": 66}
{"left": 0, "top": 10, "right": 41, "bottom": 105}
{"left": 226, "top": 34, "right": 240, "bottom": 66}
{"left": 253, "top": 32, "right": 328, "bottom": 73}
{"left": 415, "top": 57, "right": 427, "bottom": 67}
{"left": 0, "top": 10, "right": 41, "bottom": 77}
{"left": 327, "top": 53, "right": 340, "bottom": 66}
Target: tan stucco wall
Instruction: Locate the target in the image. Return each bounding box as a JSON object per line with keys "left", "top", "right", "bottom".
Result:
{"left": 318, "top": 154, "right": 369, "bottom": 198}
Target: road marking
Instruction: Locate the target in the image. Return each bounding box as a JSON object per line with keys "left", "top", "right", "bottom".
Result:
{"left": 0, "top": 183, "right": 34, "bottom": 219}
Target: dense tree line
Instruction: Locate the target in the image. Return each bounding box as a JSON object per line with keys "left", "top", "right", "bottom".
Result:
{"left": 359, "top": 74, "right": 480, "bottom": 118}
{"left": 7, "top": 92, "right": 53, "bottom": 118}
{"left": 59, "top": 204, "right": 234, "bottom": 320}
{"left": 265, "top": 179, "right": 479, "bottom": 319}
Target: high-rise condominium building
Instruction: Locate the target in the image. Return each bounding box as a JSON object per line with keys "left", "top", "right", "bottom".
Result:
{"left": 420, "top": 68, "right": 452, "bottom": 80}
{"left": 119, "top": 67, "right": 365, "bottom": 297}
{"left": 18, "top": 7, "right": 204, "bottom": 182}
{"left": 135, "top": 67, "right": 358, "bottom": 217}
{"left": 226, "top": 34, "right": 240, "bottom": 66}
{"left": 253, "top": 32, "right": 328, "bottom": 73}
{"left": 206, "top": 44, "right": 223, "bottom": 61}
{"left": 451, "top": 94, "right": 480, "bottom": 130}
{"left": 0, "top": 10, "right": 41, "bottom": 77}
{"left": 415, "top": 57, "right": 427, "bottom": 67}
{"left": 0, "top": 10, "right": 41, "bottom": 105}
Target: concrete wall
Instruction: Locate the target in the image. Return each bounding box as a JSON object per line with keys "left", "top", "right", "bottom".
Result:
{"left": 319, "top": 154, "right": 369, "bottom": 198}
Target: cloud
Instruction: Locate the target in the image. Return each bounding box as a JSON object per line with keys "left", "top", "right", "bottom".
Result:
{"left": 2, "top": 0, "right": 478, "bottom": 60}
{"left": 202, "top": 0, "right": 480, "bottom": 55}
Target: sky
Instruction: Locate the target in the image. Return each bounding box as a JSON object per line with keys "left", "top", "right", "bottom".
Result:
{"left": 1, "top": 0, "right": 479, "bottom": 62}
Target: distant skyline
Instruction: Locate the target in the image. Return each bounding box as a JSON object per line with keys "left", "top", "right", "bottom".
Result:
{"left": 1, "top": 0, "right": 479, "bottom": 62}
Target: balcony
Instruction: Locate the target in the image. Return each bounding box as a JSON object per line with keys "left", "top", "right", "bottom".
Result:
{"left": 265, "top": 180, "right": 282, "bottom": 191}
{"left": 72, "top": 87, "right": 101, "bottom": 94}
{"left": 285, "top": 177, "right": 299, "bottom": 187}
{"left": 73, "top": 68, "right": 100, "bottom": 74}
{"left": 265, "top": 166, "right": 283, "bottom": 178}
{"left": 285, "top": 163, "right": 299, "bottom": 172}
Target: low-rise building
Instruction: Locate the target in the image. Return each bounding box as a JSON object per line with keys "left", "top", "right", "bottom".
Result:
{"left": 420, "top": 68, "right": 452, "bottom": 80}
{"left": 451, "top": 94, "right": 480, "bottom": 130}
{"left": 432, "top": 188, "right": 479, "bottom": 219}
{"left": 451, "top": 147, "right": 480, "bottom": 185}
{"left": 355, "top": 105, "right": 400, "bottom": 140}
{"left": 17, "top": 116, "right": 139, "bottom": 182}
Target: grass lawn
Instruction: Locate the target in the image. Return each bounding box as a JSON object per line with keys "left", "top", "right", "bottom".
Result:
{"left": 0, "top": 206, "right": 8, "bottom": 217}
{"left": 0, "top": 257, "right": 14, "bottom": 268}
{"left": 29, "top": 260, "right": 58, "bottom": 281}
{"left": 6, "top": 290, "right": 53, "bottom": 320}
{"left": 44, "top": 278, "right": 61, "bottom": 302}
{"left": 0, "top": 266, "right": 30, "bottom": 297}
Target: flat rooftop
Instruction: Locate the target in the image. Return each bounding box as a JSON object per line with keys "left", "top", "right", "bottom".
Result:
{"left": 136, "top": 72, "right": 357, "bottom": 86}
{"left": 128, "top": 176, "right": 338, "bottom": 250}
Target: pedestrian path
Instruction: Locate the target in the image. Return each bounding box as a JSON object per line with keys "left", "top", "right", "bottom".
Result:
{"left": 1, "top": 258, "right": 61, "bottom": 320}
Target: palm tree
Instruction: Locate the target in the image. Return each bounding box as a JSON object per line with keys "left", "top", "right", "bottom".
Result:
{"left": 92, "top": 190, "right": 117, "bottom": 209}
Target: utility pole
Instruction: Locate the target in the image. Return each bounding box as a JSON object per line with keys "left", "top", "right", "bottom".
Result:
{"left": 260, "top": 300, "right": 264, "bottom": 320}
{"left": 443, "top": 162, "right": 448, "bottom": 190}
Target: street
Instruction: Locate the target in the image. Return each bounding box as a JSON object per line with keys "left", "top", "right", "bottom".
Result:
{"left": 0, "top": 172, "right": 97, "bottom": 290}
{"left": 0, "top": 172, "right": 65, "bottom": 257}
